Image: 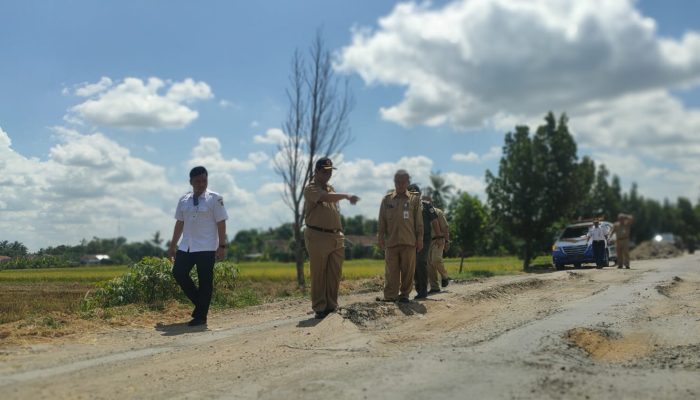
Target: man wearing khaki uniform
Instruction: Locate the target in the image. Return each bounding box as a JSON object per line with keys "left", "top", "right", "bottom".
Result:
{"left": 377, "top": 170, "right": 423, "bottom": 303}
{"left": 429, "top": 205, "right": 451, "bottom": 293}
{"left": 304, "top": 158, "right": 359, "bottom": 319}
{"left": 611, "top": 213, "right": 633, "bottom": 269}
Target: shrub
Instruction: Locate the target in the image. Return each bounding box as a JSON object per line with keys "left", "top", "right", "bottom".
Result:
{"left": 84, "top": 257, "right": 239, "bottom": 308}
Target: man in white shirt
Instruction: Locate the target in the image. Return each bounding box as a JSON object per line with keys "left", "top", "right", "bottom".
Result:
{"left": 586, "top": 219, "right": 609, "bottom": 269}
{"left": 167, "top": 166, "right": 228, "bottom": 326}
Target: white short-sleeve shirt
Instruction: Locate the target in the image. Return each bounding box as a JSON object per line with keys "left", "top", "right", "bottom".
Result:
{"left": 175, "top": 190, "right": 228, "bottom": 252}
{"left": 587, "top": 225, "right": 609, "bottom": 242}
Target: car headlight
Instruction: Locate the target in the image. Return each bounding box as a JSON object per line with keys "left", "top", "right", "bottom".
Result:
{"left": 552, "top": 245, "right": 559, "bottom": 251}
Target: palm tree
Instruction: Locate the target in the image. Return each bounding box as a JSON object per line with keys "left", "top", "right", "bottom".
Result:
{"left": 426, "top": 171, "right": 454, "bottom": 210}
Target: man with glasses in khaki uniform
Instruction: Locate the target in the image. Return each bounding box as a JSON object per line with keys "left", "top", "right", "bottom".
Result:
{"left": 377, "top": 170, "right": 423, "bottom": 303}
{"left": 304, "top": 157, "right": 360, "bottom": 319}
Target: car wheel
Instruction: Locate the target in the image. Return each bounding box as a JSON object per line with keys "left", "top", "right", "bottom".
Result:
{"left": 555, "top": 264, "right": 565, "bottom": 270}
{"left": 574, "top": 263, "right": 582, "bottom": 269}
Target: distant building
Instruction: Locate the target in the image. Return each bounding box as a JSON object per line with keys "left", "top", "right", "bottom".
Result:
{"left": 80, "top": 254, "right": 111, "bottom": 264}
{"left": 0, "top": 255, "right": 11, "bottom": 263}
{"left": 243, "top": 252, "right": 264, "bottom": 260}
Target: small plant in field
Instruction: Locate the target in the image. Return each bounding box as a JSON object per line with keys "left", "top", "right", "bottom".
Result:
{"left": 83, "top": 257, "right": 239, "bottom": 309}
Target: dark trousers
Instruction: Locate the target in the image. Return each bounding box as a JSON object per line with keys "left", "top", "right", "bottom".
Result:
{"left": 592, "top": 240, "right": 606, "bottom": 268}
{"left": 415, "top": 245, "right": 430, "bottom": 296}
{"left": 173, "top": 250, "right": 215, "bottom": 320}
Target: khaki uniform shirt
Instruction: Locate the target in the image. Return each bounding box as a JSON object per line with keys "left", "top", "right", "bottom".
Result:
{"left": 613, "top": 222, "right": 630, "bottom": 241}
{"left": 434, "top": 208, "right": 448, "bottom": 239}
{"left": 378, "top": 191, "right": 423, "bottom": 248}
{"left": 304, "top": 180, "right": 342, "bottom": 231}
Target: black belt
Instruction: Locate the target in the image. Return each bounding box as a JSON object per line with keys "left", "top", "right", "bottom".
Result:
{"left": 306, "top": 225, "right": 342, "bottom": 234}
{"left": 432, "top": 236, "right": 445, "bottom": 240}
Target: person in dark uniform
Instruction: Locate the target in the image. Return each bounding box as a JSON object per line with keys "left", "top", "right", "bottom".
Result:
{"left": 303, "top": 157, "right": 360, "bottom": 319}
{"left": 408, "top": 184, "right": 441, "bottom": 300}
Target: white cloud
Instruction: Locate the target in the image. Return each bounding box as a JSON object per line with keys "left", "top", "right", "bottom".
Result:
{"left": 452, "top": 152, "right": 479, "bottom": 163}
{"left": 166, "top": 78, "right": 214, "bottom": 103}
{"left": 69, "top": 77, "right": 213, "bottom": 130}
{"left": 248, "top": 151, "right": 269, "bottom": 164}
{"left": 258, "top": 182, "right": 285, "bottom": 196}
{"left": 0, "top": 126, "right": 178, "bottom": 251}
{"left": 3, "top": 126, "right": 487, "bottom": 250}
{"left": 188, "top": 137, "right": 256, "bottom": 172}
{"left": 336, "top": 0, "right": 700, "bottom": 130}
{"left": 452, "top": 146, "right": 501, "bottom": 163}
{"left": 254, "top": 128, "right": 288, "bottom": 145}
{"left": 250, "top": 120, "right": 260, "bottom": 128}
{"left": 74, "top": 77, "right": 113, "bottom": 97}
{"left": 571, "top": 90, "right": 700, "bottom": 160}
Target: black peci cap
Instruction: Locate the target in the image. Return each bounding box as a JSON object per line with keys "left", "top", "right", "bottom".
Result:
{"left": 315, "top": 157, "right": 336, "bottom": 170}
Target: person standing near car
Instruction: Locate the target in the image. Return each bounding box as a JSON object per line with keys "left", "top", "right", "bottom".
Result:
{"left": 303, "top": 157, "right": 360, "bottom": 319}
{"left": 168, "top": 166, "right": 228, "bottom": 327}
{"left": 586, "top": 219, "right": 609, "bottom": 269}
{"left": 611, "top": 213, "right": 634, "bottom": 269}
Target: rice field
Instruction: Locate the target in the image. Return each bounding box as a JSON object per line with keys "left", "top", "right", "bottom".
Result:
{"left": 0, "top": 256, "right": 530, "bottom": 324}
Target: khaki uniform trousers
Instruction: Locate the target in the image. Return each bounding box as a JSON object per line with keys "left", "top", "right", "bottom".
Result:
{"left": 304, "top": 229, "right": 344, "bottom": 312}
{"left": 384, "top": 245, "right": 416, "bottom": 300}
{"left": 428, "top": 240, "right": 448, "bottom": 291}
{"left": 616, "top": 239, "right": 630, "bottom": 268}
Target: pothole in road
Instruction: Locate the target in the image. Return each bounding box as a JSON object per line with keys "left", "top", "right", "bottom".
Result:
{"left": 655, "top": 276, "right": 684, "bottom": 297}
{"left": 625, "top": 344, "right": 700, "bottom": 370}
{"left": 458, "top": 279, "right": 547, "bottom": 303}
{"left": 338, "top": 302, "right": 397, "bottom": 327}
{"left": 565, "top": 327, "right": 653, "bottom": 362}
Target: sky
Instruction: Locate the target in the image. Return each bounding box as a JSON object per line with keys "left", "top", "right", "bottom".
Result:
{"left": 1, "top": 0, "right": 700, "bottom": 251}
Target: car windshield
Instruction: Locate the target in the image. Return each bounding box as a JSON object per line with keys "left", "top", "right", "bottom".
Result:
{"left": 560, "top": 226, "right": 590, "bottom": 239}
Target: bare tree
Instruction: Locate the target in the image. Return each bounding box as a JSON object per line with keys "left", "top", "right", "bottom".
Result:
{"left": 274, "top": 30, "right": 354, "bottom": 287}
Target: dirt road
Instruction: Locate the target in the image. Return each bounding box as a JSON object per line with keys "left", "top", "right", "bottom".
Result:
{"left": 2, "top": 254, "right": 699, "bottom": 399}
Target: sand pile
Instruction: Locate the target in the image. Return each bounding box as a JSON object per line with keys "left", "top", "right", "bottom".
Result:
{"left": 630, "top": 241, "right": 682, "bottom": 260}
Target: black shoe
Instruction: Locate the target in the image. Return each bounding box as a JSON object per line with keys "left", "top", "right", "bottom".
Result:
{"left": 441, "top": 278, "right": 449, "bottom": 287}
{"left": 428, "top": 288, "right": 441, "bottom": 294}
{"left": 617, "top": 266, "right": 623, "bottom": 269}
{"left": 625, "top": 266, "right": 630, "bottom": 269}
{"left": 376, "top": 297, "right": 397, "bottom": 302}
{"left": 414, "top": 293, "right": 427, "bottom": 300}
{"left": 314, "top": 311, "right": 330, "bottom": 319}
{"left": 398, "top": 297, "right": 410, "bottom": 303}
{"left": 187, "top": 318, "right": 207, "bottom": 327}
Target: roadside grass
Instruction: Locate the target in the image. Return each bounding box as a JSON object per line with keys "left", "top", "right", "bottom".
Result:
{"left": 447, "top": 256, "right": 526, "bottom": 280}
{"left": 0, "top": 256, "right": 531, "bottom": 325}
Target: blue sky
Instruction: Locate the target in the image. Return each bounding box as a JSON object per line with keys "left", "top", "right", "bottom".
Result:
{"left": 1, "top": 0, "right": 700, "bottom": 251}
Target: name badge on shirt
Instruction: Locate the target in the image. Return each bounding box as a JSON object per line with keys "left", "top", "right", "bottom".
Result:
{"left": 403, "top": 210, "right": 409, "bottom": 219}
